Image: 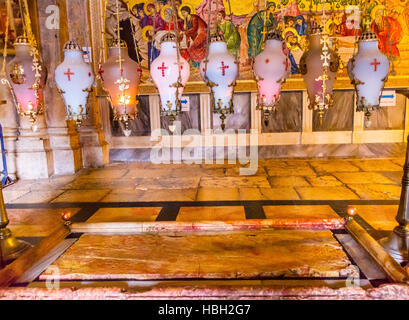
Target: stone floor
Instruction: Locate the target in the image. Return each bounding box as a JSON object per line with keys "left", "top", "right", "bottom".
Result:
{"left": 3, "top": 157, "right": 404, "bottom": 204}
{"left": 2, "top": 157, "right": 406, "bottom": 297}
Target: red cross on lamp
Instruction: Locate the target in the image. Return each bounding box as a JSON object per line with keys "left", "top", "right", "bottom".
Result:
{"left": 348, "top": 21, "right": 390, "bottom": 127}
{"left": 200, "top": 34, "right": 238, "bottom": 130}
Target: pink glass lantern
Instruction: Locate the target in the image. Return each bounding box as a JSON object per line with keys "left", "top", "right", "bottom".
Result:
{"left": 151, "top": 33, "right": 190, "bottom": 125}
{"left": 348, "top": 26, "right": 390, "bottom": 128}
{"left": 55, "top": 40, "right": 95, "bottom": 126}
{"left": 300, "top": 27, "right": 340, "bottom": 124}
{"left": 6, "top": 36, "right": 47, "bottom": 131}
{"left": 101, "top": 39, "right": 141, "bottom": 136}
{"left": 253, "top": 31, "right": 289, "bottom": 125}
{"left": 200, "top": 34, "right": 238, "bottom": 130}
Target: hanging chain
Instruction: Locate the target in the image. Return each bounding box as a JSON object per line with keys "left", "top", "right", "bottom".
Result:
{"left": 97, "top": 0, "right": 108, "bottom": 82}
{"left": 261, "top": 0, "right": 268, "bottom": 48}
{"left": 203, "top": 0, "right": 212, "bottom": 86}
{"left": 382, "top": 0, "right": 395, "bottom": 75}
{"left": 1, "top": 0, "right": 18, "bottom": 109}
{"left": 115, "top": 0, "right": 123, "bottom": 76}
{"left": 126, "top": 6, "right": 141, "bottom": 65}
{"left": 170, "top": 0, "right": 183, "bottom": 104}
{"left": 1, "top": 0, "right": 9, "bottom": 77}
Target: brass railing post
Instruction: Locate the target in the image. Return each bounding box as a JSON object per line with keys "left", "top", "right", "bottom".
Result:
{"left": 0, "top": 183, "right": 31, "bottom": 265}
{"left": 381, "top": 134, "right": 409, "bottom": 263}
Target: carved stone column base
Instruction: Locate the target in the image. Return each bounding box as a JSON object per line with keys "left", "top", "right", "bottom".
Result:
{"left": 78, "top": 126, "right": 109, "bottom": 168}
{"left": 48, "top": 126, "right": 83, "bottom": 175}
{"left": 15, "top": 128, "right": 53, "bottom": 179}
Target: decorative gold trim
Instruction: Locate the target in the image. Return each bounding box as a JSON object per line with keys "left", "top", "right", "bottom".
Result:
{"left": 137, "top": 76, "right": 409, "bottom": 94}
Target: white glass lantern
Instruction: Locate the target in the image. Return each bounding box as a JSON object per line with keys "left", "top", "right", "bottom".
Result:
{"left": 101, "top": 39, "right": 141, "bottom": 136}
{"left": 253, "top": 31, "right": 289, "bottom": 125}
{"left": 6, "top": 36, "right": 47, "bottom": 131}
{"left": 151, "top": 33, "right": 190, "bottom": 125}
{"left": 55, "top": 40, "right": 94, "bottom": 126}
{"left": 300, "top": 27, "right": 339, "bottom": 124}
{"left": 348, "top": 28, "right": 390, "bottom": 128}
{"left": 200, "top": 35, "right": 238, "bottom": 130}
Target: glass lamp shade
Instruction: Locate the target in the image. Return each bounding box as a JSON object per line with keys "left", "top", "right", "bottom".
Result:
{"left": 200, "top": 35, "right": 238, "bottom": 130}
{"left": 151, "top": 33, "right": 190, "bottom": 122}
{"left": 347, "top": 31, "right": 390, "bottom": 127}
{"left": 55, "top": 40, "right": 94, "bottom": 126}
{"left": 6, "top": 36, "right": 47, "bottom": 129}
{"left": 101, "top": 40, "right": 140, "bottom": 124}
{"left": 300, "top": 30, "right": 339, "bottom": 123}
{"left": 253, "top": 32, "right": 289, "bottom": 124}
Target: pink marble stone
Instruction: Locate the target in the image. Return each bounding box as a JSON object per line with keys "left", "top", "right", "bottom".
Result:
{"left": 40, "top": 230, "right": 356, "bottom": 281}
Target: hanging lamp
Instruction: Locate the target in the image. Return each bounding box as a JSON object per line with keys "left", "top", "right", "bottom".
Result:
{"left": 253, "top": 31, "right": 289, "bottom": 125}
{"left": 101, "top": 39, "right": 141, "bottom": 136}
{"left": 6, "top": 36, "right": 46, "bottom": 131}
{"left": 201, "top": 33, "right": 238, "bottom": 131}
{"left": 55, "top": 40, "right": 95, "bottom": 126}
{"left": 100, "top": 0, "right": 141, "bottom": 137}
{"left": 299, "top": 25, "right": 339, "bottom": 125}
{"left": 347, "top": 19, "right": 390, "bottom": 128}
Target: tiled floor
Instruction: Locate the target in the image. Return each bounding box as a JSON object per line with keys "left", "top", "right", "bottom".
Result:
{"left": 3, "top": 158, "right": 403, "bottom": 204}
{"left": 3, "top": 158, "right": 403, "bottom": 237}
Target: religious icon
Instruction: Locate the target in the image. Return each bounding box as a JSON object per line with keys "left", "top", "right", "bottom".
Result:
{"left": 371, "top": 4, "right": 403, "bottom": 57}
{"left": 9, "top": 63, "right": 25, "bottom": 84}
{"left": 295, "top": 15, "right": 307, "bottom": 36}
{"left": 216, "top": 10, "right": 241, "bottom": 57}
{"left": 247, "top": 1, "right": 277, "bottom": 58}
{"left": 0, "top": 0, "right": 23, "bottom": 54}
{"left": 179, "top": 4, "right": 207, "bottom": 64}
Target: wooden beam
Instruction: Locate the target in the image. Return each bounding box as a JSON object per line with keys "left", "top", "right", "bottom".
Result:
{"left": 0, "top": 225, "right": 70, "bottom": 287}
{"left": 346, "top": 219, "right": 408, "bottom": 284}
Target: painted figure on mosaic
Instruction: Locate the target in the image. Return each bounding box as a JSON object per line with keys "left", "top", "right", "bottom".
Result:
{"left": 196, "top": 0, "right": 225, "bottom": 30}
{"left": 180, "top": 5, "right": 207, "bottom": 64}
{"left": 371, "top": 5, "right": 403, "bottom": 57}
{"left": 216, "top": 10, "right": 241, "bottom": 57}
{"left": 283, "top": 28, "right": 300, "bottom": 74}
{"left": 247, "top": 1, "right": 277, "bottom": 58}
{"left": 295, "top": 15, "right": 307, "bottom": 35}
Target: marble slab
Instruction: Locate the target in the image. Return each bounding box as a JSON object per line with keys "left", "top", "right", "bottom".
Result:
{"left": 111, "top": 95, "right": 151, "bottom": 137}
{"left": 5, "top": 284, "right": 409, "bottom": 300}
{"left": 8, "top": 208, "right": 81, "bottom": 237}
{"left": 40, "top": 230, "right": 357, "bottom": 281}
{"left": 87, "top": 207, "right": 162, "bottom": 223}
{"left": 313, "top": 91, "right": 354, "bottom": 132}
{"left": 213, "top": 93, "right": 250, "bottom": 132}
{"left": 161, "top": 94, "right": 200, "bottom": 133}
{"left": 177, "top": 206, "right": 246, "bottom": 222}
{"left": 365, "top": 93, "right": 406, "bottom": 130}
{"left": 262, "top": 92, "right": 302, "bottom": 133}
{"left": 110, "top": 143, "right": 406, "bottom": 162}
{"left": 354, "top": 205, "right": 399, "bottom": 231}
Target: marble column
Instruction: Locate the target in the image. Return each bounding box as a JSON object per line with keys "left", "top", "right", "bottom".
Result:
{"left": 37, "top": 0, "right": 83, "bottom": 176}
{"left": 66, "top": 0, "right": 109, "bottom": 167}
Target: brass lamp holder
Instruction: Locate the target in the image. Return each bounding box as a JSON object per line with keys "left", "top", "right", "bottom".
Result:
{"left": 0, "top": 184, "right": 31, "bottom": 266}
